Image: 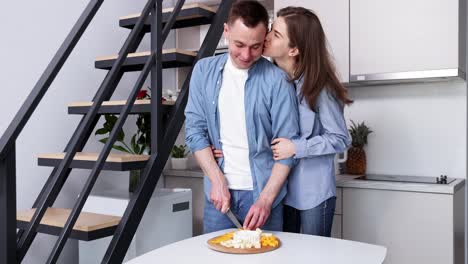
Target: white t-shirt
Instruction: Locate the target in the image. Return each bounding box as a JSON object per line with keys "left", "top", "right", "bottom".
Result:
{"left": 218, "top": 56, "right": 253, "bottom": 190}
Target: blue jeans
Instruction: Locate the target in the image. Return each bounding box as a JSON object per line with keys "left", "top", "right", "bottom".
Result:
{"left": 204, "top": 190, "right": 283, "bottom": 233}
{"left": 283, "top": 196, "right": 336, "bottom": 236}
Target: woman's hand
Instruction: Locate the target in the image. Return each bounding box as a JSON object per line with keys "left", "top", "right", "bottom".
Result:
{"left": 211, "top": 145, "right": 223, "bottom": 159}
{"left": 271, "top": 138, "right": 296, "bottom": 160}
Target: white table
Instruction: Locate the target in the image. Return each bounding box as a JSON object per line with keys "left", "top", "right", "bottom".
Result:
{"left": 126, "top": 229, "right": 387, "bottom": 264}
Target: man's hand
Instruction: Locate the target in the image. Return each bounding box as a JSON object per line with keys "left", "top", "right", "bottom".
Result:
{"left": 210, "top": 181, "right": 231, "bottom": 213}
{"left": 193, "top": 147, "right": 230, "bottom": 213}
{"left": 243, "top": 196, "right": 273, "bottom": 230}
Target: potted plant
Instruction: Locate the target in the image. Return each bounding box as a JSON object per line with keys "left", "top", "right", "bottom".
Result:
{"left": 95, "top": 88, "right": 151, "bottom": 193}
{"left": 171, "top": 144, "right": 189, "bottom": 170}
{"left": 346, "top": 120, "right": 373, "bottom": 175}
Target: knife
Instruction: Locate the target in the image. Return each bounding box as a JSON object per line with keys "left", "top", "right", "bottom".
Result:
{"left": 225, "top": 208, "right": 243, "bottom": 229}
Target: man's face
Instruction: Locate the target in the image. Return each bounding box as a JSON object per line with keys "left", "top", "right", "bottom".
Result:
{"left": 223, "top": 19, "right": 267, "bottom": 69}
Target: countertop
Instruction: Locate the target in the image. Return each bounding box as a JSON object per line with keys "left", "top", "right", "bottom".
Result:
{"left": 163, "top": 169, "right": 465, "bottom": 195}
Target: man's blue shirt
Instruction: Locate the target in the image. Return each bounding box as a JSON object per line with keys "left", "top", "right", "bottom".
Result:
{"left": 185, "top": 53, "right": 300, "bottom": 207}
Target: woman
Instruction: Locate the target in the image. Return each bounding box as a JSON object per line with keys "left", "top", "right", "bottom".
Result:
{"left": 264, "top": 7, "right": 353, "bottom": 236}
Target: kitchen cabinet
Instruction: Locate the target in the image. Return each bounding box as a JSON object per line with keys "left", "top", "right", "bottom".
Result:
{"left": 331, "top": 187, "right": 343, "bottom": 238}
{"left": 274, "top": 0, "right": 350, "bottom": 83}
{"left": 350, "top": 0, "right": 466, "bottom": 83}
{"left": 342, "top": 186, "right": 465, "bottom": 264}
{"left": 164, "top": 170, "right": 205, "bottom": 236}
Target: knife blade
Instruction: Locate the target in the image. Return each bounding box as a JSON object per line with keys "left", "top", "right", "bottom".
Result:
{"left": 225, "top": 209, "right": 243, "bottom": 229}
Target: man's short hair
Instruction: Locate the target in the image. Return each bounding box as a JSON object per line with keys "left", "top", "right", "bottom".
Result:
{"left": 227, "top": 0, "right": 269, "bottom": 29}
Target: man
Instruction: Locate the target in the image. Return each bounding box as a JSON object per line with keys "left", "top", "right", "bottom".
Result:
{"left": 185, "top": 0, "right": 299, "bottom": 233}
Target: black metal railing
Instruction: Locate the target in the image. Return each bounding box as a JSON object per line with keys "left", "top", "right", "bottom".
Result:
{"left": 0, "top": 0, "right": 233, "bottom": 262}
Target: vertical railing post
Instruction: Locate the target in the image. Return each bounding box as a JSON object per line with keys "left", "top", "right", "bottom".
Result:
{"left": 151, "top": 0, "right": 163, "bottom": 155}
{"left": 0, "top": 143, "right": 17, "bottom": 264}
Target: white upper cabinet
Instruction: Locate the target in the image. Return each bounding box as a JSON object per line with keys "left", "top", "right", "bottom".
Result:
{"left": 274, "top": 0, "right": 350, "bottom": 83}
{"left": 350, "top": 0, "right": 465, "bottom": 82}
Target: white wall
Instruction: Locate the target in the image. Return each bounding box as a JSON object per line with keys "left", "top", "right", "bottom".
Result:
{"left": 0, "top": 0, "right": 176, "bottom": 263}
{"left": 345, "top": 80, "right": 466, "bottom": 178}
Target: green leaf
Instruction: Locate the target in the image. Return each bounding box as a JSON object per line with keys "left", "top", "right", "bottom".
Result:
{"left": 171, "top": 144, "right": 188, "bottom": 158}
{"left": 134, "top": 144, "right": 141, "bottom": 155}
{"left": 103, "top": 123, "right": 111, "bottom": 131}
{"left": 131, "top": 134, "right": 137, "bottom": 147}
{"left": 137, "top": 135, "right": 145, "bottom": 145}
{"left": 117, "top": 129, "right": 125, "bottom": 142}
{"left": 131, "top": 134, "right": 138, "bottom": 153}
{"left": 112, "top": 145, "right": 131, "bottom": 154}
{"left": 109, "top": 115, "right": 118, "bottom": 123}
{"left": 95, "top": 128, "right": 108, "bottom": 135}
{"left": 136, "top": 117, "right": 142, "bottom": 128}
{"left": 98, "top": 138, "right": 108, "bottom": 144}
{"left": 104, "top": 114, "right": 114, "bottom": 123}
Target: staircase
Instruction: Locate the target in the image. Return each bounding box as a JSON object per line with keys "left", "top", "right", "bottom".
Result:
{"left": 0, "top": 0, "right": 233, "bottom": 263}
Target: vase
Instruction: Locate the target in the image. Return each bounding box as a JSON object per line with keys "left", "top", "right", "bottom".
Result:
{"left": 171, "top": 157, "right": 188, "bottom": 170}
{"left": 129, "top": 170, "right": 141, "bottom": 193}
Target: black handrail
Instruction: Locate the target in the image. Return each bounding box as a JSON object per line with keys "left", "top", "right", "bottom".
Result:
{"left": 16, "top": 0, "right": 156, "bottom": 261}
{"left": 0, "top": 0, "right": 104, "bottom": 161}
{"left": 102, "top": 1, "right": 234, "bottom": 262}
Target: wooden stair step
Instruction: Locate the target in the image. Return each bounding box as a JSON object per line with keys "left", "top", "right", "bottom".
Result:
{"left": 17, "top": 208, "right": 121, "bottom": 241}
{"left": 38, "top": 152, "right": 150, "bottom": 171}
{"left": 95, "top": 49, "right": 197, "bottom": 71}
{"left": 120, "top": 3, "right": 216, "bottom": 32}
{"left": 67, "top": 99, "right": 175, "bottom": 115}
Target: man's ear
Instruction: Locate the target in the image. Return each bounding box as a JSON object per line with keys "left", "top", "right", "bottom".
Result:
{"left": 289, "top": 47, "right": 299, "bottom": 57}
{"left": 223, "top": 23, "right": 229, "bottom": 40}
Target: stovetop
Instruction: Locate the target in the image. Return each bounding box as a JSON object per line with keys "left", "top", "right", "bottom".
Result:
{"left": 356, "top": 174, "right": 455, "bottom": 185}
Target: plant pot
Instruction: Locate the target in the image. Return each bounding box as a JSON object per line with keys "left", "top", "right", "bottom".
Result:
{"left": 129, "top": 170, "right": 141, "bottom": 193}
{"left": 171, "top": 157, "right": 188, "bottom": 170}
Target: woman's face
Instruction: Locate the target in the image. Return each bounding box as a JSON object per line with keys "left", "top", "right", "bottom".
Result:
{"left": 263, "top": 16, "right": 292, "bottom": 59}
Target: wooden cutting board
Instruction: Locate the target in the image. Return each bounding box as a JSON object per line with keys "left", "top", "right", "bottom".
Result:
{"left": 207, "top": 236, "right": 281, "bottom": 254}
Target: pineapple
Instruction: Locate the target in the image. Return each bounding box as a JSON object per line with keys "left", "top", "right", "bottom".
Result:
{"left": 346, "top": 120, "right": 373, "bottom": 175}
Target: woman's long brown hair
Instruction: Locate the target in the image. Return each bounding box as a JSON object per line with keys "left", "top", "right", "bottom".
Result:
{"left": 277, "top": 7, "right": 353, "bottom": 111}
